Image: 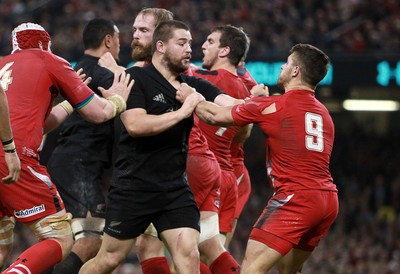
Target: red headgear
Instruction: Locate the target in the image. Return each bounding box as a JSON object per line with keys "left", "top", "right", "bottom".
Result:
{"left": 11, "top": 23, "right": 51, "bottom": 53}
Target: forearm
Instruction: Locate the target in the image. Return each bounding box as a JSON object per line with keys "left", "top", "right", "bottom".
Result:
{"left": 43, "top": 102, "right": 72, "bottom": 134}
{"left": 78, "top": 94, "right": 126, "bottom": 124}
{"left": 0, "top": 92, "right": 13, "bottom": 142}
{"left": 195, "top": 101, "right": 235, "bottom": 127}
{"left": 121, "top": 109, "right": 187, "bottom": 137}
{"left": 214, "top": 94, "right": 244, "bottom": 107}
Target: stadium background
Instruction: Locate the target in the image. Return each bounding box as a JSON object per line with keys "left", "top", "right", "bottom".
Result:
{"left": 1, "top": 0, "right": 399, "bottom": 273}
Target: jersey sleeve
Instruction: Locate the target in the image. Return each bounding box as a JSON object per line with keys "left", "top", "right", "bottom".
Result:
{"left": 46, "top": 53, "right": 94, "bottom": 108}
{"left": 231, "top": 96, "right": 277, "bottom": 126}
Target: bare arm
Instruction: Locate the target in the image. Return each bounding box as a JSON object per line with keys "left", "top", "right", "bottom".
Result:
{"left": 214, "top": 93, "right": 244, "bottom": 106}
{"left": 43, "top": 71, "right": 134, "bottom": 134}
{"left": 194, "top": 100, "right": 236, "bottom": 127}
{"left": 0, "top": 86, "right": 20, "bottom": 184}
{"left": 121, "top": 92, "right": 204, "bottom": 137}
{"left": 0, "top": 87, "right": 14, "bottom": 144}
{"left": 176, "top": 83, "right": 239, "bottom": 127}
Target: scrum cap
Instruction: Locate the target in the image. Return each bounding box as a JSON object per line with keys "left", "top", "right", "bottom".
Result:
{"left": 11, "top": 23, "right": 51, "bottom": 53}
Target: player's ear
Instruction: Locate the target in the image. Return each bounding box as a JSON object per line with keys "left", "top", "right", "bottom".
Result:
{"left": 219, "top": 46, "right": 230, "bottom": 58}
{"left": 156, "top": 40, "right": 165, "bottom": 53}
{"left": 292, "top": 65, "right": 300, "bottom": 77}
{"left": 104, "top": 34, "right": 112, "bottom": 49}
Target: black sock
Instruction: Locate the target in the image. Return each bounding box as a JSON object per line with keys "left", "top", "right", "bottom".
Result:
{"left": 53, "top": 251, "right": 84, "bottom": 274}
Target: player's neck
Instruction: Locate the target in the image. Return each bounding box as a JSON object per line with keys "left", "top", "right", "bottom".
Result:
{"left": 285, "top": 83, "right": 314, "bottom": 93}
{"left": 153, "top": 58, "right": 181, "bottom": 87}
{"left": 84, "top": 48, "right": 107, "bottom": 58}
{"left": 210, "top": 60, "right": 236, "bottom": 75}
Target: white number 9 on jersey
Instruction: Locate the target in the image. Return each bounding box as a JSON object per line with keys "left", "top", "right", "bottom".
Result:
{"left": 305, "top": 112, "right": 324, "bottom": 152}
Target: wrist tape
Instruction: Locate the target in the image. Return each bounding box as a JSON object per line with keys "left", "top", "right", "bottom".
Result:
{"left": 2, "top": 138, "right": 16, "bottom": 153}
{"left": 58, "top": 100, "right": 74, "bottom": 115}
{"left": 106, "top": 94, "right": 126, "bottom": 117}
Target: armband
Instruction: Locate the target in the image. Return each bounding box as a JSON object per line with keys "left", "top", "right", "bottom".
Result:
{"left": 106, "top": 94, "right": 126, "bottom": 117}
{"left": 2, "top": 138, "right": 16, "bottom": 153}
{"left": 58, "top": 100, "right": 74, "bottom": 115}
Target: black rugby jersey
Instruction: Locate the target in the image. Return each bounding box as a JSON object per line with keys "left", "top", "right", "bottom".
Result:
{"left": 50, "top": 55, "right": 115, "bottom": 165}
{"left": 112, "top": 64, "right": 222, "bottom": 191}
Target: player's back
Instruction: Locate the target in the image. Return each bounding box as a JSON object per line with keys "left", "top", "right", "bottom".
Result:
{"left": 0, "top": 49, "right": 61, "bottom": 158}
{"left": 0, "top": 49, "right": 89, "bottom": 160}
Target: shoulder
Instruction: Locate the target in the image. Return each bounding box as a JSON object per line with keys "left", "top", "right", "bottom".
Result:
{"left": 126, "top": 65, "right": 146, "bottom": 79}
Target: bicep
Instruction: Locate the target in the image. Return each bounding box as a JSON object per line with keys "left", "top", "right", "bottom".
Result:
{"left": 214, "top": 94, "right": 243, "bottom": 107}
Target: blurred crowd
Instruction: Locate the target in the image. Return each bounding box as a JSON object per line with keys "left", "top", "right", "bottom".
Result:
{"left": 1, "top": 0, "right": 400, "bottom": 273}
{"left": 0, "top": 0, "right": 399, "bottom": 64}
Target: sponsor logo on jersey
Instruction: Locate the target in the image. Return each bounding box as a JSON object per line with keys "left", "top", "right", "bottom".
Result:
{"left": 14, "top": 204, "right": 45, "bottom": 218}
{"left": 153, "top": 93, "right": 166, "bottom": 103}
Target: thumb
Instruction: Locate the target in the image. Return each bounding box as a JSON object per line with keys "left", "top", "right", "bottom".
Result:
{"left": 98, "top": 87, "right": 107, "bottom": 98}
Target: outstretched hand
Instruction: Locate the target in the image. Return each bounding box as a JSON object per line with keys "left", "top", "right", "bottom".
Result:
{"left": 98, "top": 71, "right": 134, "bottom": 101}
{"left": 76, "top": 68, "right": 92, "bottom": 86}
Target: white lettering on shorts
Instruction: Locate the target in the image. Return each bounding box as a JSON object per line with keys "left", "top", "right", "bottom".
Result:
{"left": 14, "top": 204, "right": 45, "bottom": 218}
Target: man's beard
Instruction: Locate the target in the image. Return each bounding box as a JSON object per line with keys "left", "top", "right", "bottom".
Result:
{"left": 131, "top": 41, "right": 152, "bottom": 62}
{"left": 164, "top": 53, "right": 189, "bottom": 74}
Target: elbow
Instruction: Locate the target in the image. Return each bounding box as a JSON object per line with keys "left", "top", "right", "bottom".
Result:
{"left": 125, "top": 124, "right": 145, "bottom": 137}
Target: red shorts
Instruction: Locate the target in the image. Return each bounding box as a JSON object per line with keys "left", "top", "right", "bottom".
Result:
{"left": 233, "top": 163, "right": 251, "bottom": 219}
{"left": 0, "top": 157, "right": 64, "bottom": 223}
{"left": 250, "top": 190, "right": 338, "bottom": 255}
{"left": 218, "top": 170, "right": 238, "bottom": 233}
{"left": 186, "top": 154, "right": 220, "bottom": 212}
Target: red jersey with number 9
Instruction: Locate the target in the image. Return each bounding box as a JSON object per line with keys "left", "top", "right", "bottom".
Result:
{"left": 231, "top": 89, "right": 337, "bottom": 192}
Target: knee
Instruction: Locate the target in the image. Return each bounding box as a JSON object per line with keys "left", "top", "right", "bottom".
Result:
{"left": 58, "top": 234, "right": 74, "bottom": 258}
{"left": 73, "top": 237, "right": 102, "bottom": 260}
{"left": 135, "top": 234, "right": 164, "bottom": 260}
{"left": 180, "top": 240, "right": 200, "bottom": 261}
{"left": 29, "top": 212, "right": 74, "bottom": 258}
{"left": 102, "top": 252, "right": 126, "bottom": 269}
{"left": 0, "top": 216, "right": 16, "bottom": 266}
{"left": 198, "top": 235, "right": 226, "bottom": 265}
{"left": 0, "top": 243, "right": 13, "bottom": 268}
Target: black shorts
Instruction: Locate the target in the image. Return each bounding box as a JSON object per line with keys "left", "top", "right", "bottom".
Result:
{"left": 104, "top": 184, "right": 200, "bottom": 239}
{"left": 47, "top": 154, "right": 107, "bottom": 218}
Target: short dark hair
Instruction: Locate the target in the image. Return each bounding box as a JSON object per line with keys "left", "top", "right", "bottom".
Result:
{"left": 211, "top": 25, "right": 250, "bottom": 66}
{"left": 152, "top": 20, "right": 190, "bottom": 54}
{"left": 290, "top": 43, "right": 330, "bottom": 87}
{"left": 82, "top": 18, "right": 117, "bottom": 50}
